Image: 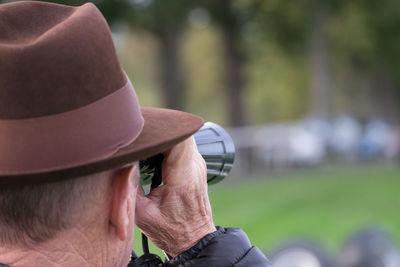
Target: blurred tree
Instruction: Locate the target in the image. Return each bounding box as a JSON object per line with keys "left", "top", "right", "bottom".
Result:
{"left": 97, "top": 0, "right": 193, "bottom": 111}
{"left": 363, "top": 0, "right": 400, "bottom": 121}
{"left": 198, "top": 0, "right": 262, "bottom": 126}
{"left": 253, "top": 0, "right": 334, "bottom": 118}
{"left": 327, "top": 0, "right": 400, "bottom": 121}
{"left": 308, "top": 1, "right": 332, "bottom": 117}
{"left": 252, "top": 0, "right": 400, "bottom": 122}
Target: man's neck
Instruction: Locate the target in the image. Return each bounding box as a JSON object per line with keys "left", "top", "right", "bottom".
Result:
{"left": 0, "top": 227, "right": 107, "bottom": 267}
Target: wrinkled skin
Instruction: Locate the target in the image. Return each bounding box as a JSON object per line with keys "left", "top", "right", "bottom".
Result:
{"left": 135, "top": 136, "right": 216, "bottom": 257}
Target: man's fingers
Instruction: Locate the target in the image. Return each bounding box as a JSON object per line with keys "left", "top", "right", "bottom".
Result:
{"left": 162, "top": 136, "right": 203, "bottom": 186}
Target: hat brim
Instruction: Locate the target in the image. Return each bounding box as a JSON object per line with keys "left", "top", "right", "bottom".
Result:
{"left": 0, "top": 107, "right": 204, "bottom": 185}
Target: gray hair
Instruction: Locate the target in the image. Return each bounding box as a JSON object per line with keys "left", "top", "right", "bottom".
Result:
{"left": 0, "top": 169, "right": 115, "bottom": 246}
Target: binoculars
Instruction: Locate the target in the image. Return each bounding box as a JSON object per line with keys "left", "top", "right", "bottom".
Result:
{"left": 139, "top": 122, "right": 235, "bottom": 186}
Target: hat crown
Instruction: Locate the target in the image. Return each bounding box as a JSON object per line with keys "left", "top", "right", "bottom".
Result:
{"left": 0, "top": 1, "right": 126, "bottom": 119}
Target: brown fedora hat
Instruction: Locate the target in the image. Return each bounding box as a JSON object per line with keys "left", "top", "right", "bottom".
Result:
{"left": 0, "top": 1, "right": 203, "bottom": 184}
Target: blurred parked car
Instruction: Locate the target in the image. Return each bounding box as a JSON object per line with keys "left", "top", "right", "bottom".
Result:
{"left": 254, "top": 124, "right": 325, "bottom": 169}
{"left": 328, "top": 116, "right": 362, "bottom": 160}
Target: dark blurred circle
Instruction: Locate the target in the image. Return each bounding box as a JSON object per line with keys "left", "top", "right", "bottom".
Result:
{"left": 339, "top": 228, "right": 400, "bottom": 267}
{"left": 270, "top": 240, "right": 338, "bottom": 267}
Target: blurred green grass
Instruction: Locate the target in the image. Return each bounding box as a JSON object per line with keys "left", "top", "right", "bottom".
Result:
{"left": 134, "top": 163, "right": 400, "bottom": 258}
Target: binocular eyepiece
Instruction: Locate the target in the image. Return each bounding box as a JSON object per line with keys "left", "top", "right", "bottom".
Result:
{"left": 139, "top": 122, "right": 235, "bottom": 186}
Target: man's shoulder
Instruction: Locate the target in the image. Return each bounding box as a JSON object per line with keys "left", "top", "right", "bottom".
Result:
{"left": 165, "top": 226, "right": 272, "bottom": 267}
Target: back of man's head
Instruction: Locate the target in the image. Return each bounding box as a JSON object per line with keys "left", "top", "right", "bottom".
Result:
{"left": 0, "top": 170, "right": 113, "bottom": 246}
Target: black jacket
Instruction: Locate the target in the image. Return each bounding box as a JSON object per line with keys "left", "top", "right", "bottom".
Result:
{"left": 0, "top": 227, "right": 271, "bottom": 267}
{"left": 165, "top": 226, "right": 271, "bottom": 267}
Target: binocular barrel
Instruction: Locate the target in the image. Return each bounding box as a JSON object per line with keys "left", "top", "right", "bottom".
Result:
{"left": 140, "top": 122, "right": 235, "bottom": 185}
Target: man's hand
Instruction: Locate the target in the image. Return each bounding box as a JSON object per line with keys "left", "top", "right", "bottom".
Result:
{"left": 135, "top": 136, "right": 216, "bottom": 257}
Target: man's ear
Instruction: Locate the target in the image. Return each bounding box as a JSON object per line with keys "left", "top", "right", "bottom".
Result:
{"left": 109, "top": 164, "right": 137, "bottom": 241}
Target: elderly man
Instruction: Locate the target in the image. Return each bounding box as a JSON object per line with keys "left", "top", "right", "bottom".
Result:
{"left": 0, "top": 1, "right": 270, "bottom": 266}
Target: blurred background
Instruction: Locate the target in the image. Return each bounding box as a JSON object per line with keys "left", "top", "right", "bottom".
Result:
{"left": 3, "top": 0, "right": 400, "bottom": 265}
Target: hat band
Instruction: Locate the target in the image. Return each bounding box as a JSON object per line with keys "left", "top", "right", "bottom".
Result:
{"left": 0, "top": 77, "right": 144, "bottom": 175}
